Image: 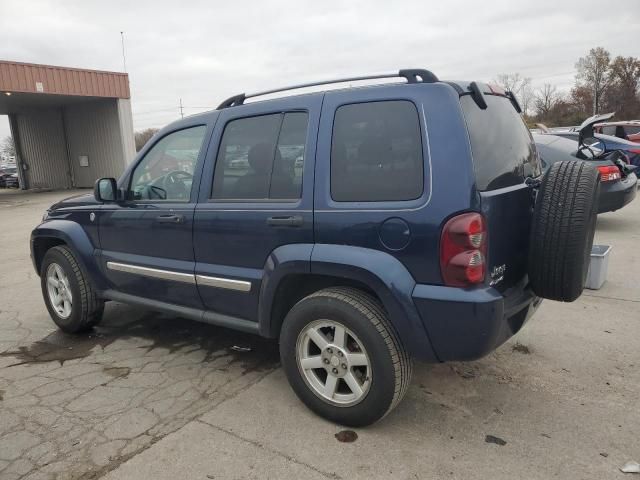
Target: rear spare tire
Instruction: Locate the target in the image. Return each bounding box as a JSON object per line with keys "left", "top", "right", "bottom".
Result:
{"left": 528, "top": 160, "right": 600, "bottom": 302}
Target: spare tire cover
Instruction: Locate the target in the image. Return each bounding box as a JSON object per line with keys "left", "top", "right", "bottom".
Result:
{"left": 528, "top": 160, "right": 600, "bottom": 302}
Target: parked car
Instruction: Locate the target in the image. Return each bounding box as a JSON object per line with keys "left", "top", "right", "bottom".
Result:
{"left": 534, "top": 133, "right": 637, "bottom": 213}
{"left": 545, "top": 114, "right": 640, "bottom": 167}
{"left": 4, "top": 173, "right": 19, "bottom": 188}
{"left": 0, "top": 166, "right": 18, "bottom": 188}
{"left": 31, "top": 69, "right": 600, "bottom": 426}
{"left": 594, "top": 120, "right": 640, "bottom": 143}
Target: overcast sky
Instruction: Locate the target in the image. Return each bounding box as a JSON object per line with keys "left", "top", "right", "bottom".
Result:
{"left": 1, "top": 0, "right": 638, "bottom": 140}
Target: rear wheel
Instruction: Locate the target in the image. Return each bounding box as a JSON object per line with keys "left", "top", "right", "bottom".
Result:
{"left": 280, "top": 287, "right": 412, "bottom": 427}
{"left": 40, "top": 246, "right": 104, "bottom": 333}
{"left": 528, "top": 160, "right": 600, "bottom": 302}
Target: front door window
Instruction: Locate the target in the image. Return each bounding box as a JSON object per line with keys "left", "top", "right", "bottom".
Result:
{"left": 129, "top": 126, "right": 207, "bottom": 201}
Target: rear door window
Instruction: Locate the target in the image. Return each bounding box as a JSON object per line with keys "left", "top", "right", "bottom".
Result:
{"left": 330, "top": 100, "right": 423, "bottom": 202}
{"left": 461, "top": 95, "right": 540, "bottom": 191}
{"left": 212, "top": 112, "right": 309, "bottom": 200}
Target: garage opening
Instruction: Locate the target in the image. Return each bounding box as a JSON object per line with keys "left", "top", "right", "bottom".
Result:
{"left": 0, "top": 60, "right": 135, "bottom": 190}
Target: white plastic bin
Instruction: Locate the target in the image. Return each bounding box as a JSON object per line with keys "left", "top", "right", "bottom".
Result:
{"left": 585, "top": 245, "right": 611, "bottom": 290}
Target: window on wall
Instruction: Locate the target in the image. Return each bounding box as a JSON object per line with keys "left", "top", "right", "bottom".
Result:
{"left": 330, "top": 101, "right": 424, "bottom": 202}
{"left": 212, "top": 112, "right": 308, "bottom": 200}
{"left": 129, "top": 126, "right": 207, "bottom": 201}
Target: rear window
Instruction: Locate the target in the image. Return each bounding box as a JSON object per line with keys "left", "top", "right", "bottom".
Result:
{"left": 331, "top": 100, "right": 423, "bottom": 202}
{"left": 461, "top": 95, "right": 540, "bottom": 191}
{"left": 625, "top": 126, "right": 640, "bottom": 135}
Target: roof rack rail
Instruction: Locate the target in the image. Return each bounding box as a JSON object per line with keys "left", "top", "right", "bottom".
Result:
{"left": 217, "top": 68, "right": 439, "bottom": 109}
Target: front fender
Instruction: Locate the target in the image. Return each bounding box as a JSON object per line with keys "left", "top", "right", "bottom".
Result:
{"left": 310, "top": 244, "right": 438, "bottom": 362}
{"left": 31, "top": 220, "right": 108, "bottom": 291}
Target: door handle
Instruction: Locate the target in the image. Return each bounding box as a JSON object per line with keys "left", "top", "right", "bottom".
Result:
{"left": 266, "top": 215, "right": 304, "bottom": 227}
{"left": 156, "top": 214, "right": 185, "bottom": 224}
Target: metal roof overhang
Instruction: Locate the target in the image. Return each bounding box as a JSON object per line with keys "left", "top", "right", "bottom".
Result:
{"left": 0, "top": 60, "right": 130, "bottom": 114}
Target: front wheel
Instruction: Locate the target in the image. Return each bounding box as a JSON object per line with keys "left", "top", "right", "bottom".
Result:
{"left": 40, "top": 246, "right": 104, "bottom": 333}
{"left": 280, "top": 287, "right": 412, "bottom": 427}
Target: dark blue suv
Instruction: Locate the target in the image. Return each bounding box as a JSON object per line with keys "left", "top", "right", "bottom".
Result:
{"left": 31, "top": 69, "right": 600, "bottom": 426}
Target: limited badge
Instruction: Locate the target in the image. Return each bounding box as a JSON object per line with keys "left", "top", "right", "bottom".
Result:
{"left": 490, "top": 264, "right": 506, "bottom": 286}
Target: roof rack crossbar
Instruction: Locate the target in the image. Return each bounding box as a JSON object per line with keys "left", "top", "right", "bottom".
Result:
{"left": 217, "top": 68, "right": 439, "bottom": 109}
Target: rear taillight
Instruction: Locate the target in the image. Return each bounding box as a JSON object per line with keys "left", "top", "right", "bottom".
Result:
{"left": 629, "top": 148, "right": 640, "bottom": 156}
{"left": 440, "top": 212, "right": 487, "bottom": 287}
{"left": 597, "top": 165, "right": 621, "bottom": 182}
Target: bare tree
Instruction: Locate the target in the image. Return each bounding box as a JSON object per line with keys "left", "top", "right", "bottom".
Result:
{"left": 519, "top": 80, "right": 534, "bottom": 117}
{"left": 534, "top": 84, "right": 560, "bottom": 117}
{"left": 135, "top": 128, "right": 159, "bottom": 152}
{"left": 0, "top": 136, "right": 16, "bottom": 159}
{"left": 575, "top": 47, "right": 612, "bottom": 115}
{"left": 494, "top": 73, "right": 524, "bottom": 93}
{"left": 606, "top": 56, "right": 640, "bottom": 118}
{"left": 494, "top": 73, "right": 533, "bottom": 115}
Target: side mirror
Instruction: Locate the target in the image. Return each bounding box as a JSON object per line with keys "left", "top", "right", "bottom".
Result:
{"left": 94, "top": 178, "right": 118, "bottom": 202}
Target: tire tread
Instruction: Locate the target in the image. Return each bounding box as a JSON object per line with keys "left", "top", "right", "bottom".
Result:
{"left": 303, "top": 287, "right": 413, "bottom": 420}
{"left": 528, "top": 160, "right": 599, "bottom": 301}
{"left": 42, "top": 246, "right": 103, "bottom": 331}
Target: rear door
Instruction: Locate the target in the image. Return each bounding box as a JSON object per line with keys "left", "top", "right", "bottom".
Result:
{"left": 193, "top": 95, "right": 321, "bottom": 322}
{"left": 313, "top": 85, "right": 440, "bottom": 284}
{"left": 459, "top": 93, "right": 541, "bottom": 292}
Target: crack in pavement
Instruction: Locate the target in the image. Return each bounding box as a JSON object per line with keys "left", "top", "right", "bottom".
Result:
{"left": 196, "top": 418, "right": 343, "bottom": 480}
{"left": 0, "top": 306, "right": 280, "bottom": 480}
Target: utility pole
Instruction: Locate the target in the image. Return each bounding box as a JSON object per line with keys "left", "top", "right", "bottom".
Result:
{"left": 120, "top": 31, "right": 127, "bottom": 73}
{"left": 179, "top": 98, "right": 184, "bottom": 119}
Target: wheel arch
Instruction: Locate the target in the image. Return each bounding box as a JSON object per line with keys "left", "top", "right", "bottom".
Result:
{"left": 258, "top": 243, "right": 438, "bottom": 362}
{"left": 31, "top": 220, "right": 107, "bottom": 291}
{"left": 32, "top": 236, "right": 67, "bottom": 274}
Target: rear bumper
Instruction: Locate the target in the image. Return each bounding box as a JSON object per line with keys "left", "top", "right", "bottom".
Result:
{"left": 412, "top": 278, "right": 541, "bottom": 362}
{"left": 598, "top": 173, "right": 637, "bottom": 213}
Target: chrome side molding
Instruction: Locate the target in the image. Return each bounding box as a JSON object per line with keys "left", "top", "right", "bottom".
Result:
{"left": 107, "top": 262, "right": 195, "bottom": 284}
{"left": 106, "top": 261, "right": 251, "bottom": 292}
{"left": 196, "top": 274, "right": 251, "bottom": 292}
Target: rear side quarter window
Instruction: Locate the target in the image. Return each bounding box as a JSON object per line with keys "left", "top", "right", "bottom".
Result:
{"left": 330, "top": 100, "right": 424, "bottom": 202}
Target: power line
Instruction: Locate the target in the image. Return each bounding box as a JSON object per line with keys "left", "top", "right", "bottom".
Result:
{"left": 530, "top": 71, "right": 577, "bottom": 81}
{"left": 133, "top": 108, "right": 181, "bottom": 116}
{"left": 132, "top": 105, "right": 216, "bottom": 117}
{"left": 131, "top": 70, "right": 580, "bottom": 121}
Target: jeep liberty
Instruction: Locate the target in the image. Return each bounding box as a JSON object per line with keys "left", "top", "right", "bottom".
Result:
{"left": 32, "top": 69, "right": 600, "bottom": 426}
